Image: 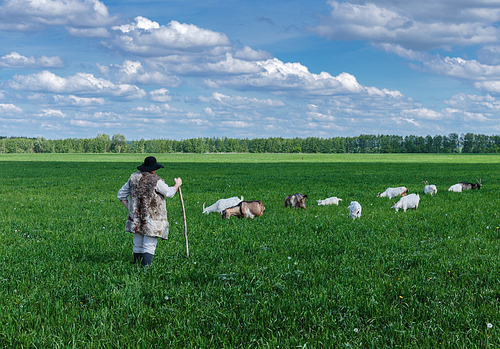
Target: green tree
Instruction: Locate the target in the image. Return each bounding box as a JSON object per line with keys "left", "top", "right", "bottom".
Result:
{"left": 112, "top": 134, "right": 127, "bottom": 153}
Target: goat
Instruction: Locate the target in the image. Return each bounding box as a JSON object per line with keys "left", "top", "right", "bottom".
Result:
{"left": 317, "top": 197, "right": 342, "bottom": 206}
{"left": 348, "top": 201, "right": 362, "bottom": 219}
{"left": 391, "top": 194, "right": 420, "bottom": 212}
{"left": 422, "top": 181, "right": 437, "bottom": 196}
{"left": 458, "top": 179, "right": 481, "bottom": 190}
{"left": 222, "top": 200, "right": 265, "bottom": 219}
{"left": 377, "top": 187, "right": 408, "bottom": 199}
{"left": 448, "top": 184, "right": 463, "bottom": 192}
{"left": 284, "top": 193, "right": 308, "bottom": 209}
{"left": 202, "top": 196, "right": 243, "bottom": 215}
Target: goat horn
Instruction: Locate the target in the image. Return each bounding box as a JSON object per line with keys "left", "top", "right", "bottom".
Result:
{"left": 202, "top": 202, "right": 206, "bottom": 210}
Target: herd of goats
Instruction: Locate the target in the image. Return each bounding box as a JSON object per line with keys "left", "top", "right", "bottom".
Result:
{"left": 201, "top": 179, "right": 482, "bottom": 220}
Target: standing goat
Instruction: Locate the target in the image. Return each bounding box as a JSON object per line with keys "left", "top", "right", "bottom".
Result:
{"left": 348, "top": 201, "right": 362, "bottom": 219}
{"left": 222, "top": 200, "right": 265, "bottom": 219}
{"left": 422, "top": 181, "right": 437, "bottom": 196}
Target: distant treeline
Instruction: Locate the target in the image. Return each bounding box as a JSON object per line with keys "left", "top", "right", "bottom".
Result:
{"left": 1, "top": 133, "right": 500, "bottom": 154}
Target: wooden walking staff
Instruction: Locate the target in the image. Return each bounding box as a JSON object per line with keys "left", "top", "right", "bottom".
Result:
{"left": 178, "top": 187, "right": 189, "bottom": 257}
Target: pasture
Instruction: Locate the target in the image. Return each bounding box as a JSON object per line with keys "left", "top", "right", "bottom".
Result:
{"left": 1, "top": 153, "right": 500, "bottom": 348}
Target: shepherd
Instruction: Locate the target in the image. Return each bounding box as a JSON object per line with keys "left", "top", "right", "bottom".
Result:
{"left": 117, "top": 156, "right": 182, "bottom": 268}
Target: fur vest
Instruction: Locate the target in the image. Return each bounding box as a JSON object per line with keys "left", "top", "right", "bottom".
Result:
{"left": 125, "top": 171, "right": 169, "bottom": 239}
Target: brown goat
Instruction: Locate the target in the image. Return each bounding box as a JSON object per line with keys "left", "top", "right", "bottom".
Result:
{"left": 284, "top": 193, "right": 308, "bottom": 209}
{"left": 222, "top": 200, "right": 265, "bottom": 219}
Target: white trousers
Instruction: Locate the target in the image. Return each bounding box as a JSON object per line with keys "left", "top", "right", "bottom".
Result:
{"left": 133, "top": 233, "right": 158, "bottom": 255}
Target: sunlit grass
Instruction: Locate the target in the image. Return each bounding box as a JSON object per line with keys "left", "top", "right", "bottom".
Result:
{"left": 0, "top": 155, "right": 499, "bottom": 347}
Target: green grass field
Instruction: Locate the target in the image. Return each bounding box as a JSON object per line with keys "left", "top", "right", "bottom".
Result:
{"left": 1, "top": 153, "right": 500, "bottom": 348}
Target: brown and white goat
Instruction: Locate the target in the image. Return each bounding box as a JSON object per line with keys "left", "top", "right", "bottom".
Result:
{"left": 284, "top": 193, "right": 308, "bottom": 209}
{"left": 222, "top": 200, "right": 265, "bottom": 219}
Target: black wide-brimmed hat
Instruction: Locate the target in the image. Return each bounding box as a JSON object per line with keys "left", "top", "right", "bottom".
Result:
{"left": 137, "top": 156, "right": 164, "bottom": 172}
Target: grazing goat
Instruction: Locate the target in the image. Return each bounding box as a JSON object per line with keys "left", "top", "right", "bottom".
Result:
{"left": 317, "top": 197, "right": 342, "bottom": 206}
{"left": 422, "top": 181, "right": 437, "bottom": 196}
{"left": 448, "top": 184, "right": 463, "bottom": 193}
{"left": 348, "top": 201, "right": 362, "bottom": 219}
{"left": 222, "top": 200, "right": 265, "bottom": 219}
{"left": 458, "top": 179, "right": 481, "bottom": 190}
{"left": 202, "top": 196, "right": 243, "bottom": 215}
{"left": 284, "top": 193, "right": 308, "bottom": 209}
{"left": 377, "top": 187, "right": 408, "bottom": 199}
{"left": 391, "top": 194, "right": 420, "bottom": 212}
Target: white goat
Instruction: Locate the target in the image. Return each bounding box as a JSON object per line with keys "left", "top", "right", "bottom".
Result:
{"left": 377, "top": 187, "right": 408, "bottom": 199}
{"left": 391, "top": 194, "right": 420, "bottom": 212}
{"left": 317, "top": 197, "right": 342, "bottom": 206}
{"left": 202, "top": 196, "right": 243, "bottom": 215}
{"left": 422, "top": 181, "right": 437, "bottom": 196}
{"left": 448, "top": 184, "right": 462, "bottom": 193}
{"left": 348, "top": 201, "right": 362, "bottom": 219}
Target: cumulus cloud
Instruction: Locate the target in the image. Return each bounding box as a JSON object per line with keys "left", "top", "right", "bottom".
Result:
{"left": 65, "top": 27, "right": 110, "bottom": 38}
{"left": 0, "top": 103, "right": 22, "bottom": 113}
{"left": 401, "top": 108, "right": 443, "bottom": 120}
{"left": 36, "top": 109, "right": 67, "bottom": 118}
{"left": 106, "top": 60, "right": 182, "bottom": 86}
{"left": 203, "top": 58, "right": 403, "bottom": 98}
{"left": 149, "top": 88, "right": 172, "bottom": 102}
{"left": 107, "top": 17, "right": 232, "bottom": 57}
{"left": 8, "top": 70, "right": 146, "bottom": 100}
{"left": 311, "top": 0, "right": 500, "bottom": 51}
{"left": 170, "top": 53, "right": 265, "bottom": 76}
{"left": 132, "top": 103, "right": 182, "bottom": 114}
{"left": 0, "top": 52, "right": 65, "bottom": 69}
{"left": 198, "top": 92, "right": 285, "bottom": 109}
{"left": 219, "top": 120, "right": 252, "bottom": 128}
{"left": 0, "top": 0, "right": 117, "bottom": 31}
{"left": 52, "top": 94, "right": 105, "bottom": 106}
{"left": 380, "top": 43, "right": 500, "bottom": 95}
{"left": 234, "top": 46, "right": 273, "bottom": 61}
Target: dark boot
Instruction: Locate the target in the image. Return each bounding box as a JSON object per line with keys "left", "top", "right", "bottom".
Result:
{"left": 133, "top": 253, "right": 143, "bottom": 264}
{"left": 142, "top": 253, "right": 154, "bottom": 268}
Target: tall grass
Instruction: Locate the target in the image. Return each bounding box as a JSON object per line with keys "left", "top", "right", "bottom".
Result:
{"left": 0, "top": 154, "right": 499, "bottom": 347}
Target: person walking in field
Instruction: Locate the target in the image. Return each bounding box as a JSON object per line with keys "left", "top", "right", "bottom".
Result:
{"left": 117, "top": 156, "right": 182, "bottom": 268}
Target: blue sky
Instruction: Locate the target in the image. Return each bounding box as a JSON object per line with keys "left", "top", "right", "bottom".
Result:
{"left": 1, "top": 0, "right": 500, "bottom": 140}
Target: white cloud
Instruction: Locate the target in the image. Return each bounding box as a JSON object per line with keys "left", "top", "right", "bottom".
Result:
{"left": 198, "top": 92, "right": 285, "bottom": 109}
{"left": 444, "top": 108, "right": 489, "bottom": 122}
{"left": 36, "top": 109, "right": 67, "bottom": 118}
{"left": 52, "top": 94, "right": 105, "bottom": 106}
{"left": 234, "top": 46, "right": 273, "bottom": 61}
{"left": 311, "top": 0, "right": 500, "bottom": 50}
{"left": 0, "top": 52, "right": 65, "bottom": 68}
{"left": 171, "top": 53, "right": 265, "bottom": 75}
{"left": 473, "top": 81, "right": 500, "bottom": 94}
{"left": 401, "top": 108, "right": 443, "bottom": 120}
{"left": 108, "top": 17, "right": 232, "bottom": 56}
{"left": 204, "top": 58, "right": 403, "bottom": 98}
{"left": 444, "top": 93, "right": 500, "bottom": 111}
{"left": 149, "top": 88, "right": 172, "bottom": 102}
{"left": 8, "top": 70, "right": 146, "bottom": 100}
{"left": 219, "top": 121, "right": 252, "bottom": 128}
{"left": 65, "top": 27, "right": 110, "bottom": 38}
{"left": 381, "top": 43, "right": 500, "bottom": 94}
{"left": 0, "top": 0, "right": 117, "bottom": 31}
{"left": 132, "top": 103, "right": 183, "bottom": 114}
{"left": 101, "top": 60, "right": 182, "bottom": 87}
{"left": 0, "top": 103, "right": 22, "bottom": 113}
